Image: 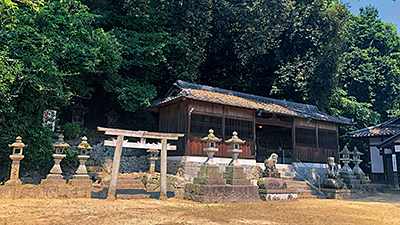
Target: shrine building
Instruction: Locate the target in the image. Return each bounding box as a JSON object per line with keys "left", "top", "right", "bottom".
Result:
{"left": 149, "top": 80, "right": 353, "bottom": 180}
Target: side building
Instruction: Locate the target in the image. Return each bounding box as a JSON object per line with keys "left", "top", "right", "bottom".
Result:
{"left": 349, "top": 116, "right": 400, "bottom": 188}
{"left": 149, "top": 80, "right": 353, "bottom": 181}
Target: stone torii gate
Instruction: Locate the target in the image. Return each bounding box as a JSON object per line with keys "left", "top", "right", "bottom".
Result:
{"left": 97, "top": 127, "right": 184, "bottom": 200}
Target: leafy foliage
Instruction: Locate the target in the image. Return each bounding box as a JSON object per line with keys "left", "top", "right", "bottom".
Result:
{"left": 1, "top": 0, "right": 400, "bottom": 179}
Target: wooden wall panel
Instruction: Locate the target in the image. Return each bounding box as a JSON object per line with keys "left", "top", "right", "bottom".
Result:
{"left": 294, "top": 118, "right": 318, "bottom": 128}
{"left": 294, "top": 118, "right": 337, "bottom": 131}
{"left": 168, "top": 103, "right": 179, "bottom": 133}
{"left": 224, "top": 105, "right": 253, "bottom": 119}
{"left": 159, "top": 107, "right": 169, "bottom": 132}
{"left": 189, "top": 101, "right": 223, "bottom": 115}
{"left": 294, "top": 146, "right": 338, "bottom": 163}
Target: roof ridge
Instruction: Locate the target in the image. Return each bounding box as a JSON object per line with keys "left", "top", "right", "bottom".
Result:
{"left": 176, "top": 80, "right": 320, "bottom": 112}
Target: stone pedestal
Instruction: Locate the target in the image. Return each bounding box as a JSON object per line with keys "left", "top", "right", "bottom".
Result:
{"left": 257, "top": 178, "right": 298, "bottom": 201}
{"left": 352, "top": 159, "right": 365, "bottom": 178}
{"left": 41, "top": 154, "right": 66, "bottom": 186}
{"left": 68, "top": 155, "right": 92, "bottom": 187}
{"left": 223, "top": 166, "right": 252, "bottom": 185}
{"left": 193, "top": 165, "right": 226, "bottom": 185}
{"left": 149, "top": 157, "right": 158, "bottom": 174}
{"left": 4, "top": 155, "right": 25, "bottom": 186}
{"left": 321, "top": 188, "right": 352, "bottom": 199}
{"left": 184, "top": 184, "right": 259, "bottom": 203}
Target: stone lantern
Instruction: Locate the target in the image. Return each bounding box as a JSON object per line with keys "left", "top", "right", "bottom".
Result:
{"left": 147, "top": 149, "right": 159, "bottom": 174}
{"left": 69, "top": 136, "right": 92, "bottom": 187}
{"left": 201, "top": 129, "right": 221, "bottom": 166}
{"left": 339, "top": 145, "right": 353, "bottom": 175}
{"left": 225, "top": 131, "right": 246, "bottom": 167}
{"left": 105, "top": 110, "right": 120, "bottom": 128}
{"left": 222, "top": 131, "right": 251, "bottom": 185}
{"left": 41, "top": 135, "right": 70, "bottom": 186}
{"left": 351, "top": 147, "right": 365, "bottom": 178}
{"left": 5, "top": 136, "right": 25, "bottom": 186}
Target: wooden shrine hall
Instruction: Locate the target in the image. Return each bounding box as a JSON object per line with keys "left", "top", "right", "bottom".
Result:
{"left": 149, "top": 80, "right": 353, "bottom": 171}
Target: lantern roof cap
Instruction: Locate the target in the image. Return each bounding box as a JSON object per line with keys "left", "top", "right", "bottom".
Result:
{"left": 77, "top": 136, "right": 92, "bottom": 150}
{"left": 52, "top": 135, "right": 70, "bottom": 148}
{"left": 8, "top": 136, "right": 26, "bottom": 148}
{"left": 225, "top": 131, "right": 246, "bottom": 144}
{"left": 147, "top": 149, "right": 159, "bottom": 153}
{"left": 105, "top": 109, "right": 120, "bottom": 118}
{"left": 339, "top": 145, "right": 351, "bottom": 154}
{"left": 201, "top": 129, "right": 222, "bottom": 142}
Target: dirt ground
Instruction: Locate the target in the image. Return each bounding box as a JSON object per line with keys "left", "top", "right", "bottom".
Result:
{"left": 1, "top": 194, "right": 400, "bottom": 225}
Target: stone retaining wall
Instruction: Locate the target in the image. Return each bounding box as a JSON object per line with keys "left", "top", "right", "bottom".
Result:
{"left": 0, "top": 184, "right": 92, "bottom": 199}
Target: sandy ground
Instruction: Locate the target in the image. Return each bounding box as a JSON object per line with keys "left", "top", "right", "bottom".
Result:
{"left": 1, "top": 194, "right": 400, "bottom": 225}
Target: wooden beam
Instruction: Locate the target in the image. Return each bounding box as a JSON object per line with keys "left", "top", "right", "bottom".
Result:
{"left": 98, "top": 127, "right": 184, "bottom": 140}
{"left": 103, "top": 139, "right": 177, "bottom": 150}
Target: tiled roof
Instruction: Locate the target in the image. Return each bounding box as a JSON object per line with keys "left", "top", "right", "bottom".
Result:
{"left": 150, "top": 80, "right": 353, "bottom": 125}
{"left": 349, "top": 116, "right": 400, "bottom": 138}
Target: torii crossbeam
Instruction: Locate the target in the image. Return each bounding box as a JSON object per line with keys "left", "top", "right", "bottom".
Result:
{"left": 97, "top": 127, "right": 184, "bottom": 200}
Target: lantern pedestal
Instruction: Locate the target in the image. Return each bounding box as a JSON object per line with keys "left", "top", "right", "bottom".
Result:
{"left": 227, "top": 149, "right": 242, "bottom": 167}
{"left": 193, "top": 165, "right": 226, "bottom": 185}
{"left": 148, "top": 157, "right": 158, "bottom": 174}
{"left": 203, "top": 148, "right": 218, "bottom": 166}
{"left": 41, "top": 154, "right": 66, "bottom": 186}
{"left": 352, "top": 159, "right": 365, "bottom": 178}
{"left": 223, "top": 166, "right": 252, "bottom": 185}
{"left": 4, "top": 155, "right": 25, "bottom": 186}
{"left": 69, "top": 155, "right": 92, "bottom": 187}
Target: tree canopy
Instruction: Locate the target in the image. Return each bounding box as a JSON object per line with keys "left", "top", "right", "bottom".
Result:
{"left": 1, "top": 0, "right": 400, "bottom": 177}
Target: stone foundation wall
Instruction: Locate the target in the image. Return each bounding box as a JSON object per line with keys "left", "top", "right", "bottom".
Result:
{"left": 184, "top": 184, "right": 259, "bottom": 204}
{"left": 0, "top": 185, "right": 92, "bottom": 199}
{"left": 162, "top": 157, "right": 262, "bottom": 184}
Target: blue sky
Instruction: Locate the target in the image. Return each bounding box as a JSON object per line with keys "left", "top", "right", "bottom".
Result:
{"left": 342, "top": 0, "right": 400, "bottom": 34}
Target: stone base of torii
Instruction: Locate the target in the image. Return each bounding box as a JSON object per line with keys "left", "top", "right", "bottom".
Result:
{"left": 97, "top": 127, "right": 184, "bottom": 200}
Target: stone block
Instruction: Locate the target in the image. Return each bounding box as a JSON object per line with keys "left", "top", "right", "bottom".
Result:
{"left": 259, "top": 193, "right": 298, "bottom": 201}
{"left": 258, "top": 178, "right": 287, "bottom": 190}
{"left": 321, "top": 188, "right": 352, "bottom": 199}
{"left": 184, "top": 184, "right": 259, "bottom": 204}
{"left": 0, "top": 186, "right": 16, "bottom": 199}
{"left": 225, "top": 178, "right": 252, "bottom": 185}
{"left": 68, "top": 179, "right": 92, "bottom": 187}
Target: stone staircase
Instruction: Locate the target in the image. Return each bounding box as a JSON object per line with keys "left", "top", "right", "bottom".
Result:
{"left": 115, "top": 174, "right": 150, "bottom": 200}
{"left": 276, "top": 164, "right": 321, "bottom": 199}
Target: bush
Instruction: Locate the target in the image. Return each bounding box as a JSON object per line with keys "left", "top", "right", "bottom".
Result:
{"left": 63, "top": 123, "right": 81, "bottom": 140}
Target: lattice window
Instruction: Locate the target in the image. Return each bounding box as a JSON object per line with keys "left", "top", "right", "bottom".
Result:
{"left": 318, "top": 129, "right": 337, "bottom": 149}
{"left": 190, "top": 114, "right": 222, "bottom": 136}
{"left": 225, "top": 118, "right": 253, "bottom": 140}
{"left": 295, "top": 127, "right": 316, "bottom": 146}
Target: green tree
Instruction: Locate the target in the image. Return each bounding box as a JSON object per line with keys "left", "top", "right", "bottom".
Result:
{"left": 337, "top": 6, "right": 400, "bottom": 122}
{"left": 0, "top": 0, "right": 121, "bottom": 177}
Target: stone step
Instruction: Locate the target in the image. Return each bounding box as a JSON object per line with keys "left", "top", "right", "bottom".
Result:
{"left": 116, "top": 184, "right": 146, "bottom": 190}
{"left": 117, "top": 176, "right": 143, "bottom": 181}
{"left": 116, "top": 194, "right": 150, "bottom": 200}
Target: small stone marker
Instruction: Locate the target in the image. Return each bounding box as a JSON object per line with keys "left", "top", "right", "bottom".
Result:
{"left": 147, "top": 149, "right": 159, "bottom": 174}
{"left": 41, "top": 135, "right": 69, "bottom": 186}
{"left": 68, "top": 137, "right": 92, "bottom": 187}
{"left": 5, "top": 136, "right": 25, "bottom": 186}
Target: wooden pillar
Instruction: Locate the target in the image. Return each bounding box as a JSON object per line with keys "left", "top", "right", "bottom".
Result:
{"left": 160, "top": 138, "right": 168, "bottom": 200}
{"left": 107, "top": 135, "right": 124, "bottom": 200}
